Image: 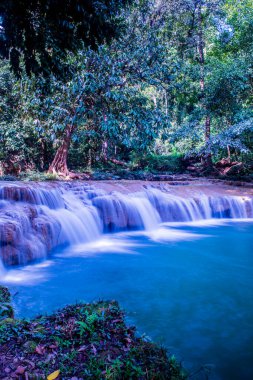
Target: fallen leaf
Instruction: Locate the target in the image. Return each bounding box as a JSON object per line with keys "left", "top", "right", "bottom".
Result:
{"left": 45, "top": 353, "right": 56, "bottom": 364}
{"left": 47, "top": 369, "right": 60, "bottom": 380}
{"left": 15, "top": 366, "right": 26, "bottom": 375}
{"left": 35, "top": 345, "right": 45, "bottom": 355}
{"left": 91, "top": 344, "right": 97, "bottom": 355}
{"left": 23, "top": 359, "right": 35, "bottom": 368}
{"left": 112, "top": 319, "right": 122, "bottom": 323}
{"left": 78, "top": 345, "right": 87, "bottom": 352}
{"left": 49, "top": 344, "right": 58, "bottom": 349}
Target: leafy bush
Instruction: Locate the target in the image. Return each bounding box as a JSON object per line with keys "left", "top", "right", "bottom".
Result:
{"left": 19, "top": 171, "right": 59, "bottom": 181}
{"left": 131, "top": 153, "right": 187, "bottom": 174}
{"left": 0, "top": 175, "right": 20, "bottom": 181}
{"left": 0, "top": 296, "right": 188, "bottom": 379}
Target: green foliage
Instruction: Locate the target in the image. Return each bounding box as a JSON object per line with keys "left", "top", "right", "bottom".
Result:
{"left": 19, "top": 171, "right": 59, "bottom": 182}
{"left": 0, "top": 0, "right": 252, "bottom": 175}
{"left": 131, "top": 153, "right": 186, "bottom": 174}
{"left": 0, "top": 297, "right": 187, "bottom": 379}
{"left": 0, "top": 175, "right": 20, "bottom": 181}
{"left": 0, "top": 286, "right": 14, "bottom": 322}
{"left": 169, "top": 355, "right": 188, "bottom": 380}
{"left": 0, "top": 286, "right": 11, "bottom": 304}
{"left": 0, "top": 0, "right": 133, "bottom": 76}
{"left": 0, "top": 61, "right": 51, "bottom": 172}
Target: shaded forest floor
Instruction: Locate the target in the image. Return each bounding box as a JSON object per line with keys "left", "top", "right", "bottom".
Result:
{"left": 1, "top": 152, "right": 253, "bottom": 184}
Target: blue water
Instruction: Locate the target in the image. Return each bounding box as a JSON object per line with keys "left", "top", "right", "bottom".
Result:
{"left": 2, "top": 221, "right": 253, "bottom": 380}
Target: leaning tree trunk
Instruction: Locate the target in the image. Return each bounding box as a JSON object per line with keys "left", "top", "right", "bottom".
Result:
{"left": 48, "top": 124, "right": 74, "bottom": 176}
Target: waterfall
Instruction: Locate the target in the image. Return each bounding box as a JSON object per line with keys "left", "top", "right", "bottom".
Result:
{"left": 0, "top": 182, "right": 252, "bottom": 268}
{"left": 145, "top": 188, "right": 252, "bottom": 221}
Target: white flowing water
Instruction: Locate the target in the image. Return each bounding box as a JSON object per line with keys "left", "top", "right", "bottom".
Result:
{"left": 0, "top": 182, "right": 253, "bottom": 379}
{"left": 2, "top": 221, "right": 253, "bottom": 380}
{"left": 0, "top": 182, "right": 252, "bottom": 269}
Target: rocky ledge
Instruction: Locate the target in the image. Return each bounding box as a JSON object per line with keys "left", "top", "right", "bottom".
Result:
{"left": 0, "top": 180, "right": 252, "bottom": 266}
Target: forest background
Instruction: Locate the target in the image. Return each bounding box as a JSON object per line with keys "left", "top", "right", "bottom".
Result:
{"left": 0, "top": 0, "right": 252, "bottom": 180}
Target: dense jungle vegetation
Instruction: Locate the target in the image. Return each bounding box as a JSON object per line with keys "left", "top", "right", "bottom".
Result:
{"left": 0, "top": 0, "right": 252, "bottom": 179}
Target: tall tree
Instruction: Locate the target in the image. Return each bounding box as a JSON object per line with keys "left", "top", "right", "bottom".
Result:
{"left": 196, "top": 0, "right": 212, "bottom": 166}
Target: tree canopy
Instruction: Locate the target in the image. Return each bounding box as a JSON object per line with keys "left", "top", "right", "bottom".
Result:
{"left": 0, "top": 0, "right": 252, "bottom": 178}
{"left": 0, "top": 0, "right": 131, "bottom": 76}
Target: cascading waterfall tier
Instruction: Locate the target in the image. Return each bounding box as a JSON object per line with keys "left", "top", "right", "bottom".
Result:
{"left": 0, "top": 182, "right": 252, "bottom": 267}
{"left": 0, "top": 183, "right": 101, "bottom": 266}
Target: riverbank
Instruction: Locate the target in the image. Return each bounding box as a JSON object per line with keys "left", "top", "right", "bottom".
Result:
{"left": 1, "top": 169, "right": 253, "bottom": 186}
{"left": 0, "top": 286, "right": 186, "bottom": 380}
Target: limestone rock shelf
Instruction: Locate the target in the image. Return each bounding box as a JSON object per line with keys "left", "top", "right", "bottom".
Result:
{"left": 0, "top": 180, "right": 252, "bottom": 266}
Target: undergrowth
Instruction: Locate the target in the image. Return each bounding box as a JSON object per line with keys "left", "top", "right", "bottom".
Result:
{"left": 0, "top": 286, "right": 187, "bottom": 380}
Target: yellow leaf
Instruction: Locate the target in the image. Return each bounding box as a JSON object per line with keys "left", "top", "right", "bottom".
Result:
{"left": 47, "top": 370, "right": 60, "bottom": 380}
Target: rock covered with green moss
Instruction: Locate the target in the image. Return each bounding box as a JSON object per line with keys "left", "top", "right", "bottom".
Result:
{"left": 0, "top": 288, "right": 187, "bottom": 379}
{"left": 0, "top": 286, "right": 14, "bottom": 321}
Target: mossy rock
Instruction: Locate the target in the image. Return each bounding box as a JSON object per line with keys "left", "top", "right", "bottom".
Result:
{"left": 0, "top": 286, "right": 11, "bottom": 303}
{"left": 0, "top": 286, "right": 14, "bottom": 320}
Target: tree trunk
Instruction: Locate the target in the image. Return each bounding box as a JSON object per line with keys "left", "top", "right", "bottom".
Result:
{"left": 88, "top": 148, "right": 92, "bottom": 169}
{"left": 197, "top": 1, "right": 212, "bottom": 167}
{"left": 102, "top": 141, "right": 108, "bottom": 162}
{"left": 227, "top": 145, "right": 231, "bottom": 163}
{"left": 204, "top": 115, "right": 212, "bottom": 167}
{"left": 48, "top": 124, "right": 74, "bottom": 176}
{"left": 205, "top": 115, "right": 210, "bottom": 141}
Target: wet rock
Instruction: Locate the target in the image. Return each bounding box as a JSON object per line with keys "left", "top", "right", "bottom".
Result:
{"left": 0, "top": 286, "right": 14, "bottom": 320}
{"left": 21, "top": 239, "right": 46, "bottom": 263}
{"left": 0, "top": 180, "right": 252, "bottom": 267}
{"left": 0, "top": 245, "right": 22, "bottom": 266}
{"left": 33, "top": 217, "right": 61, "bottom": 250}
{"left": 0, "top": 221, "right": 21, "bottom": 244}
{"left": 0, "top": 186, "right": 36, "bottom": 203}
{"left": 92, "top": 196, "right": 128, "bottom": 231}
{"left": 0, "top": 286, "right": 11, "bottom": 304}
{"left": 0, "top": 195, "right": 62, "bottom": 265}
{"left": 23, "top": 205, "right": 38, "bottom": 220}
